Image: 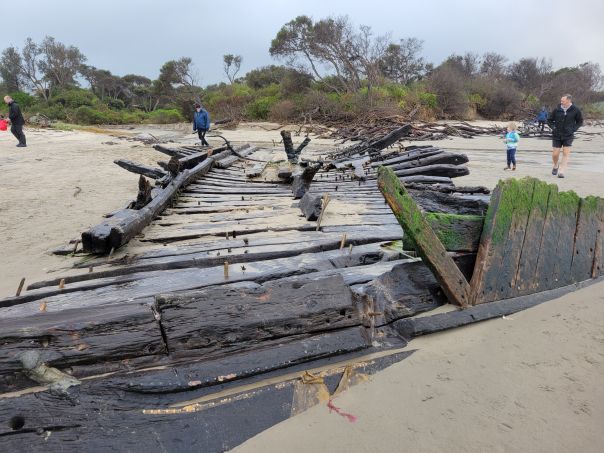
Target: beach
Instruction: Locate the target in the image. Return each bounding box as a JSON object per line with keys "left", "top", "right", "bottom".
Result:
{"left": 1, "top": 122, "right": 603, "bottom": 452}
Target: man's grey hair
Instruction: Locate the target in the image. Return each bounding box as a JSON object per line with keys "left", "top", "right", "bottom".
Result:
{"left": 562, "top": 94, "right": 573, "bottom": 101}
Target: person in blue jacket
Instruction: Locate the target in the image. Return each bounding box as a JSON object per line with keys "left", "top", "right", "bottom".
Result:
{"left": 193, "top": 103, "right": 210, "bottom": 146}
{"left": 504, "top": 121, "right": 520, "bottom": 171}
{"left": 536, "top": 106, "right": 548, "bottom": 132}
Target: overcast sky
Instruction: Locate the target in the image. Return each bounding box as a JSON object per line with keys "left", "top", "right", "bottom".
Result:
{"left": 4, "top": 0, "right": 603, "bottom": 86}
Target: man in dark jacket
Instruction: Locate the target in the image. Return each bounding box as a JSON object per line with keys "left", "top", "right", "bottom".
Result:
{"left": 547, "top": 94, "right": 583, "bottom": 178}
{"left": 3, "top": 95, "right": 27, "bottom": 147}
{"left": 193, "top": 103, "right": 210, "bottom": 146}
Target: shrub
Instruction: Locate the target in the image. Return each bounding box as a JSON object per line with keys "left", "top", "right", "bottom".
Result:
{"left": 247, "top": 95, "right": 279, "bottom": 120}
{"left": 9, "top": 91, "right": 36, "bottom": 108}
{"left": 75, "top": 106, "right": 110, "bottom": 124}
{"left": 51, "top": 88, "right": 98, "bottom": 108}
{"left": 105, "top": 98, "right": 126, "bottom": 110}
{"left": 269, "top": 99, "right": 298, "bottom": 122}
{"left": 144, "top": 108, "right": 184, "bottom": 124}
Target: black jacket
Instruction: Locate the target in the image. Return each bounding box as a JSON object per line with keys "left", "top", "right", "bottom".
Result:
{"left": 8, "top": 101, "right": 25, "bottom": 126}
{"left": 547, "top": 104, "right": 583, "bottom": 138}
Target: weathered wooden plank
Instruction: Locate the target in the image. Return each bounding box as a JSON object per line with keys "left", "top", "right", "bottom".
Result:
{"left": 512, "top": 179, "right": 551, "bottom": 295}
{"left": 421, "top": 213, "right": 483, "bottom": 252}
{"left": 0, "top": 301, "right": 164, "bottom": 392}
{"left": 370, "top": 148, "right": 442, "bottom": 167}
{"left": 395, "top": 276, "right": 604, "bottom": 339}
{"left": 3, "top": 244, "right": 401, "bottom": 316}
{"left": 388, "top": 152, "right": 468, "bottom": 171}
{"left": 155, "top": 275, "right": 360, "bottom": 356}
{"left": 377, "top": 166, "right": 471, "bottom": 307}
{"left": 82, "top": 158, "right": 215, "bottom": 254}
{"left": 569, "top": 197, "right": 601, "bottom": 282}
{"left": 104, "top": 327, "right": 370, "bottom": 395}
{"left": 551, "top": 191, "right": 581, "bottom": 287}
{"left": 114, "top": 159, "right": 167, "bottom": 179}
{"left": 480, "top": 178, "right": 536, "bottom": 302}
{"left": 393, "top": 163, "right": 469, "bottom": 178}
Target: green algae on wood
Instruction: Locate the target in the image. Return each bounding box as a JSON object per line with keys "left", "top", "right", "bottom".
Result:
{"left": 377, "top": 166, "right": 471, "bottom": 307}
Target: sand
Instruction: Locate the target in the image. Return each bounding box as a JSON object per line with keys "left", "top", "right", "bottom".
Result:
{"left": 232, "top": 279, "right": 604, "bottom": 453}
{"left": 1, "top": 121, "right": 603, "bottom": 451}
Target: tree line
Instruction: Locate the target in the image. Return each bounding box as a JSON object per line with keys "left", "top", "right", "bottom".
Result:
{"left": 1, "top": 16, "right": 603, "bottom": 126}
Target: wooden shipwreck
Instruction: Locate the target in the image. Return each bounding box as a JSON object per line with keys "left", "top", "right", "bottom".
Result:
{"left": 1, "top": 126, "right": 603, "bottom": 451}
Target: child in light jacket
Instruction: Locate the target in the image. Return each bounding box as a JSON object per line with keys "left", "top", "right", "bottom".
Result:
{"left": 504, "top": 122, "right": 520, "bottom": 170}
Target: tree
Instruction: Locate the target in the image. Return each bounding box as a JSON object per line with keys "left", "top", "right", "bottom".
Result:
{"left": 122, "top": 74, "right": 160, "bottom": 111}
{"left": 19, "top": 38, "right": 51, "bottom": 100}
{"left": 80, "top": 65, "right": 125, "bottom": 100}
{"left": 379, "top": 38, "right": 426, "bottom": 84}
{"left": 38, "top": 36, "right": 86, "bottom": 88}
{"left": 223, "top": 54, "right": 242, "bottom": 84}
{"left": 479, "top": 52, "right": 508, "bottom": 79}
{"left": 508, "top": 57, "right": 552, "bottom": 97}
{"left": 0, "top": 47, "right": 24, "bottom": 92}
{"left": 427, "top": 61, "right": 469, "bottom": 117}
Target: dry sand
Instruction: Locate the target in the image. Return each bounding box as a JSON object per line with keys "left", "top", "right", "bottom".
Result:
{"left": 1, "top": 121, "right": 603, "bottom": 452}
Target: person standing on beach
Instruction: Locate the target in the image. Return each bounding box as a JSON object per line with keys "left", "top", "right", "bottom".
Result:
{"left": 536, "top": 106, "right": 548, "bottom": 132}
{"left": 504, "top": 121, "right": 520, "bottom": 171}
{"left": 193, "top": 103, "right": 210, "bottom": 146}
{"left": 3, "top": 95, "right": 27, "bottom": 147}
{"left": 548, "top": 94, "right": 583, "bottom": 178}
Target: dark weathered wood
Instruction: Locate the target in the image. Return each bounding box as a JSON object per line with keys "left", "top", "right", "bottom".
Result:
{"left": 511, "top": 179, "right": 551, "bottom": 295}
{"left": 370, "top": 148, "right": 442, "bottom": 167}
{"left": 389, "top": 152, "right": 469, "bottom": 171}
{"left": 394, "top": 163, "right": 469, "bottom": 178}
{"left": 0, "top": 301, "right": 164, "bottom": 391}
{"left": 114, "top": 159, "right": 167, "bottom": 179}
{"left": 409, "top": 189, "right": 489, "bottom": 215}
{"left": 281, "top": 130, "right": 296, "bottom": 161}
{"left": 155, "top": 275, "right": 360, "bottom": 356}
{"left": 246, "top": 161, "right": 268, "bottom": 178}
{"left": 131, "top": 175, "right": 153, "bottom": 209}
{"left": 377, "top": 166, "right": 471, "bottom": 307}
{"left": 291, "top": 163, "right": 321, "bottom": 199}
{"left": 153, "top": 144, "right": 187, "bottom": 157}
{"left": 471, "top": 178, "right": 601, "bottom": 304}
{"left": 178, "top": 151, "right": 208, "bottom": 170}
{"left": 81, "top": 158, "right": 215, "bottom": 254}
{"left": 295, "top": 136, "right": 311, "bottom": 157}
{"left": 299, "top": 192, "right": 323, "bottom": 221}
{"left": 569, "top": 197, "right": 601, "bottom": 282}
{"left": 0, "top": 347, "right": 409, "bottom": 453}
{"left": 395, "top": 276, "right": 604, "bottom": 339}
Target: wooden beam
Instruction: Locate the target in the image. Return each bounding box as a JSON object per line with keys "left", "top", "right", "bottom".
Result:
{"left": 114, "top": 159, "right": 167, "bottom": 179}
{"left": 377, "top": 166, "right": 471, "bottom": 307}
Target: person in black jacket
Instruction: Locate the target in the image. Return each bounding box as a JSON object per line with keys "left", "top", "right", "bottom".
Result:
{"left": 3, "top": 95, "right": 27, "bottom": 147}
{"left": 547, "top": 94, "right": 583, "bottom": 178}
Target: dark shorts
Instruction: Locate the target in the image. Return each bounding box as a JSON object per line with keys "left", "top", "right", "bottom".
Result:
{"left": 552, "top": 137, "right": 573, "bottom": 148}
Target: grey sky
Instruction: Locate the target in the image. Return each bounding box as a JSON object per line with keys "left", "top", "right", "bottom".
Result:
{"left": 5, "top": 0, "right": 604, "bottom": 86}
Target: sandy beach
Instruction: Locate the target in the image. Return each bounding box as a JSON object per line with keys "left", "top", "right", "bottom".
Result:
{"left": 1, "top": 121, "right": 603, "bottom": 452}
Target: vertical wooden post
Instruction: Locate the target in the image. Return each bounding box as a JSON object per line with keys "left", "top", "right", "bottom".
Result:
{"left": 16, "top": 278, "right": 26, "bottom": 297}
{"left": 224, "top": 261, "right": 229, "bottom": 279}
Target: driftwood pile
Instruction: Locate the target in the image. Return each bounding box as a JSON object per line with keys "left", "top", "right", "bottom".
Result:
{"left": 305, "top": 114, "right": 504, "bottom": 143}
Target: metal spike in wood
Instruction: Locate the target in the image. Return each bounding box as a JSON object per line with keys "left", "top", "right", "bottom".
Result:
{"left": 59, "top": 279, "right": 65, "bottom": 290}
{"left": 224, "top": 261, "right": 229, "bottom": 279}
{"left": 377, "top": 166, "right": 471, "bottom": 307}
